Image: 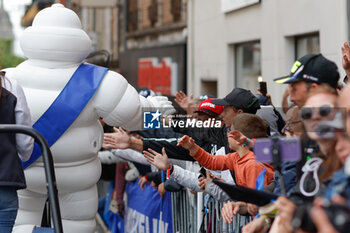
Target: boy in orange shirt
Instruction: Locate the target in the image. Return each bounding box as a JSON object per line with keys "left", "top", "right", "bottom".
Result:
{"left": 143, "top": 113, "right": 275, "bottom": 222}
{"left": 177, "top": 113, "right": 274, "bottom": 189}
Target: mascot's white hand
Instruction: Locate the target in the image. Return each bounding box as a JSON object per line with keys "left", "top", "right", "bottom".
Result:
{"left": 147, "top": 96, "right": 176, "bottom": 116}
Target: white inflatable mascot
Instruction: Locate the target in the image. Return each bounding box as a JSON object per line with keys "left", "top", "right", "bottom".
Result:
{"left": 7, "top": 4, "right": 174, "bottom": 233}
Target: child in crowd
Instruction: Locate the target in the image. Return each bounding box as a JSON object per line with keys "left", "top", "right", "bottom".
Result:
{"left": 144, "top": 113, "right": 274, "bottom": 189}
{"left": 176, "top": 113, "right": 274, "bottom": 189}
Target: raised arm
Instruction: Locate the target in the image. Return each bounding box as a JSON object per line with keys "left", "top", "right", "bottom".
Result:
{"left": 103, "top": 127, "right": 143, "bottom": 152}
{"left": 177, "top": 135, "right": 235, "bottom": 171}
{"left": 102, "top": 127, "right": 195, "bottom": 161}
{"left": 143, "top": 138, "right": 195, "bottom": 161}
{"left": 173, "top": 125, "right": 228, "bottom": 148}
{"left": 143, "top": 147, "right": 201, "bottom": 192}
{"left": 342, "top": 42, "right": 350, "bottom": 78}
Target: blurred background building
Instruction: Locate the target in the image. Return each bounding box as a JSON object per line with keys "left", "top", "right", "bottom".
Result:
{"left": 119, "top": 0, "right": 187, "bottom": 95}
{"left": 0, "top": 0, "right": 24, "bottom": 69}
{"left": 72, "top": 0, "right": 187, "bottom": 95}
{"left": 2, "top": 0, "right": 350, "bottom": 102}
{"left": 0, "top": 0, "right": 13, "bottom": 40}
{"left": 187, "top": 0, "right": 349, "bottom": 105}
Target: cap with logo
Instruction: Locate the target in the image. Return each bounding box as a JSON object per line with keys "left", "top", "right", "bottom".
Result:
{"left": 199, "top": 94, "right": 214, "bottom": 100}
{"left": 139, "top": 88, "right": 156, "bottom": 98}
{"left": 273, "top": 54, "right": 340, "bottom": 89}
{"left": 194, "top": 98, "right": 224, "bottom": 118}
{"left": 211, "top": 88, "right": 261, "bottom": 114}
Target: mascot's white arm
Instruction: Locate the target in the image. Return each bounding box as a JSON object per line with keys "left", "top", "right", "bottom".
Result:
{"left": 93, "top": 71, "right": 173, "bottom": 131}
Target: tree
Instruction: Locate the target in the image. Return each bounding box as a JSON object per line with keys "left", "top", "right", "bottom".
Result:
{"left": 0, "top": 39, "right": 24, "bottom": 69}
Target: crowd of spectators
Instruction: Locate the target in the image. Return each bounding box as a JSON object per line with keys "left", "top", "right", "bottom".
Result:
{"left": 98, "top": 43, "right": 350, "bottom": 233}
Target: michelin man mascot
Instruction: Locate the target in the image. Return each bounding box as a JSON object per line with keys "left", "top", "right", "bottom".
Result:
{"left": 6, "top": 4, "right": 174, "bottom": 233}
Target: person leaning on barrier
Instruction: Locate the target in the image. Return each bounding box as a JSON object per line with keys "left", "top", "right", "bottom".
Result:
{"left": 176, "top": 113, "right": 274, "bottom": 189}
{"left": 143, "top": 145, "right": 238, "bottom": 207}
{"left": 143, "top": 147, "right": 233, "bottom": 200}
{"left": 142, "top": 114, "right": 275, "bottom": 183}
{"left": 174, "top": 114, "right": 275, "bottom": 222}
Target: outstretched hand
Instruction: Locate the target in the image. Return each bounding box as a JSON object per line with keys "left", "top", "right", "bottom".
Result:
{"left": 228, "top": 130, "right": 254, "bottom": 153}
{"left": 228, "top": 130, "right": 247, "bottom": 146}
{"left": 103, "top": 127, "right": 130, "bottom": 149}
{"left": 143, "top": 148, "right": 170, "bottom": 171}
{"left": 271, "top": 196, "right": 296, "bottom": 233}
{"left": 342, "top": 42, "right": 350, "bottom": 76}
{"left": 175, "top": 91, "right": 193, "bottom": 110}
{"left": 177, "top": 135, "right": 196, "bottom": 150}
{"left": 221, "top": 201, "right": 247, "bottom": 224}
{"left": 138, "top": 176, "right": 149, "bottom": 190}
{"left": 242, "top": 216, "right": 269, "bottom": 233}
{"left": 198, "top": 170, "right": 212, "bottom": 190}
{"left": 309, "top": 196, "right": 346, "bottom": 233}
{"left": 157, "top": 182, "right": 166, "bottom": 198}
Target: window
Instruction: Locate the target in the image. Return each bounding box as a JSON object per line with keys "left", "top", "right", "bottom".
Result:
{"left": 127, "top": 0, "right": 138, "bottom": 32}
{"left": 235, "top": 41, "right": 261, "bottom": 92}
{"left": 171, "top": 0, "right": 182, "bottom": 22}
{"left": 201, "top": 80, "right": 217, "bottom": 97}
{"left": 295, "top": 33, "right": 320, "bottom": 59}
{"left": 148, "top": 0, "right": 158, "bottom": 26}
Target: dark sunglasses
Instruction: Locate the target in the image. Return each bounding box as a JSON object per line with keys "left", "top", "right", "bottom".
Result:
{"left": 300, "top": 105, "right": 334, "bottom": 120}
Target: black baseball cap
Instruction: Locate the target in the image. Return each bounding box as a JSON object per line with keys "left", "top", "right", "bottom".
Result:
{"left": 213, "top": 179, "right": 279, "bottom": 206}
{"left": 273, "top": 54, "right": 340, "bottom": 89}
{"left": 211, "top": 88, "right": 261, "bottom": 114}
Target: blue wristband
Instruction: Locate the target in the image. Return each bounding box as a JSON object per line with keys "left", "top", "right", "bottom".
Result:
{"left": 242, "top": 137, "right": 250, "bottom": 147}
{"left": 161, "top": 170, "right": 165, "bottom": 183}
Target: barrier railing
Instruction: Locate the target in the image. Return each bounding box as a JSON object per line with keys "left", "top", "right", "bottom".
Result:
{"left": 171, "top": 190, "right": 197, "bottom": 233}
{"left": 171, "top": 190, "right": 252, "bottom": 233}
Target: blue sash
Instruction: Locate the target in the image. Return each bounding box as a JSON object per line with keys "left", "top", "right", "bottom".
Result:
{"left": 22, "top": 63, "right": 108, "bottom": 169}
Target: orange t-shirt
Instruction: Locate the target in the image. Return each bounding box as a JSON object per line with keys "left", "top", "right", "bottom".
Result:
{"left": 191, "top": 146, "right": 274, "bottom": 189}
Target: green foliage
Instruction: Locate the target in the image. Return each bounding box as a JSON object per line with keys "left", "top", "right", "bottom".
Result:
{"left": 0, "top": 39, "right": 25, "bottom": 69}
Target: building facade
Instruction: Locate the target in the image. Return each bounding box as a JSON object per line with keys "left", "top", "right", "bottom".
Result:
{"left": 74, "top": 0, "right": 187, "bottom": 94}
{"left": 71, "top": 0, "right": 120, "bottom": 67}
{"left": 187, "top": 0, "right": 348, "bottom": 105}
{"left": 119, "top": 0, "right": 188, "bottom": 94}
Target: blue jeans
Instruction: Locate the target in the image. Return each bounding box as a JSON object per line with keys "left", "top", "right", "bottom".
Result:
{"left": 0, "top": 187, "right": 18, "bottom": 233}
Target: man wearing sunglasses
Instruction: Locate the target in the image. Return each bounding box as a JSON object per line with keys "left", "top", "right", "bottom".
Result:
{"left": 274, "top": 54, "right": 340, "bottom": 107}
{"left": 274, "top": 53, "right": 340, "bottom": 163}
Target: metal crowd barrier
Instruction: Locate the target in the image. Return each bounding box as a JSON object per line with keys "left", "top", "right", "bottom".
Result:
{"left": 171, "top": 190, "right": 197, "bottom": 233}
{"left": 0, "top": 125, "right": 63, "bottom": 233}
{"left": 171, "top": 190, "right": 252, "bottom": 233}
